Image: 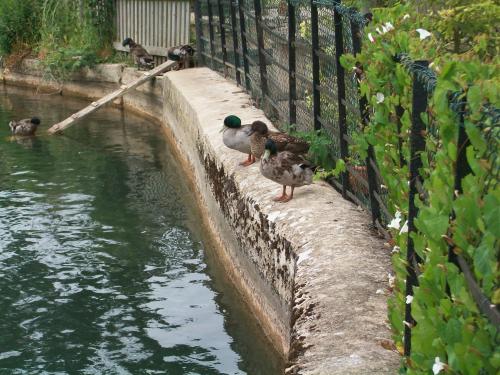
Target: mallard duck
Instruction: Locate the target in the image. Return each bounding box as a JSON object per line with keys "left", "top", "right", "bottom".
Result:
{"left": 8, "top": 117, "right": 41, "bottom": 136}
{"left": 167, "top": 45, "right": 195, "bottom": 70}
{"left": 249, "top": 120, "right": 309, "bottom": 160}
{"left": 260, "top": 139, "right": 316, "bottom": 202}
{"left": 122, "top": 37, "right": 154, "bottom": 70}
{"left": 221, "top": 115, "right": 254, "bottom": 166}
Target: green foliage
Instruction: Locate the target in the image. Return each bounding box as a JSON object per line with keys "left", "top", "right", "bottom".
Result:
{"left": 0, "top": 0, "right": 115, "bottom": 79}
{"left": 0, "top": 0, "right": 40, "bottom": 54}
{"left": 341, "top": 2, "right": 499, "bottom": 373}
{"left": 284, "top": 124, "right": 335, "bottom": 167}
{"left": 38, "top": 0, "right": 114, "bottom": 80}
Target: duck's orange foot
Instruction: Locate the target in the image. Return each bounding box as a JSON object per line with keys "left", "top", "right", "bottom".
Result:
{"left": 239, "top": 154, "right": 255, "bottom": 166}
{"left": 279, "top": 195, "right": 293, "bottom": 203}
{"left": 240, "top": 159, "right": 255, "bottom": 166}
{"left": 273, "top": 194, "right": 289, "bottom": 202}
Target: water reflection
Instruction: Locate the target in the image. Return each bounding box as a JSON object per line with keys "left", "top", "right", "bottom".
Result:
{"left": 0, "top": 85, "right": 283, "bottom": 374}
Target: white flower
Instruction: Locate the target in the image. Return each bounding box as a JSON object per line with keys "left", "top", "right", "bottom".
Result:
{"left": 429, "top": 62, "right": 441, "bottom": 73}
{"left": 384, "top": 22, "right": 395, "bottom": 31}
{"left": 416, "top": 28, "right": 432, "bottom": 40}
{"left": 368, "top": 33, "right": 375, "bottom": 43}
{"left": 376, "top": 26, "right": 383, "bottom": 34}
{"left": 388, "top": 211, "right": 402, "bottom": 229}
{"left": 388, "top": 273, "right": 395, "bottom": 288}
{"left": 400, "top": 220, "right": 409, "bottom": 234}
{"left": 376, "top": 92, "right": 385, "bottom": 104}
{"left": 402, "top": 14, "right": 410, "bottom": 21}
{"left": 405, "top": 295, "right": 413, "bottom": 304}
{"left": 391, "top": 246, "right": 400, "bottom": 254}
{"left": 432, "top": 357, "right": 446, "bottom": 374}
{"left": 403, "top": 320, "right": 413, "bottom": 328}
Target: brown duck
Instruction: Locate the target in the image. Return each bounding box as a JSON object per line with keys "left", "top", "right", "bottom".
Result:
{"left": 260, "top": 139, "right": 316, "bottom": 202}
{"left": 249, "top": 120, "right": 309, "bottom": 161}
{"left": 122, "top": 37, "right": 154, "bottom": 69}
{"left": 9, "top": 117, "right": 41, "bottom": 136}
{"left": 167, "top": 45, "right": 195, "bottom": 70}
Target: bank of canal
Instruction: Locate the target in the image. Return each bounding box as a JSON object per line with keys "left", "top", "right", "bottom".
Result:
{"left": 0, "top": 84, "right": 283, "bottom": 374}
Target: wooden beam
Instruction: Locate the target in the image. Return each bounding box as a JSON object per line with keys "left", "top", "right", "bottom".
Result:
{"left": 48, "top": 60, "right": 176, "bottom": 135}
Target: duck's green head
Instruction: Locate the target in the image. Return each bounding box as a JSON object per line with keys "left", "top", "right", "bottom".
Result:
{"left": 263, "top": 139, "right": 277, "bottom": 160}
{"left": 224, "top": 115, "right": 241, "bottom": 128}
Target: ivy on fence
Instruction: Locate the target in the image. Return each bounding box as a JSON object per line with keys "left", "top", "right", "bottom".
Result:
{"left": 195, "top": 0, "right": 499, "bottom": 373}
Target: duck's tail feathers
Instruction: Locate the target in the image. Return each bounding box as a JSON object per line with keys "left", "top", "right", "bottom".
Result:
{"left": 299, "top": 162, "right": 317, "bottom": 172}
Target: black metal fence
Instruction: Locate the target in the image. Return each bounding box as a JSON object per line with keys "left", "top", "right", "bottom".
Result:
{"left": 195, "top": 0, "right": 379, "bottom": 218}
{"left": 194, "top": 0, "right": 500, "bottom": 361}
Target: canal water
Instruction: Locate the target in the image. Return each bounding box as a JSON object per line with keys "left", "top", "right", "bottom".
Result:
{"left": 0, "top": 85, "right": 283, "bottom": 374}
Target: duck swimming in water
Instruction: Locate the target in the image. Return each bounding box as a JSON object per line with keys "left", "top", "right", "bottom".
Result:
{"left": 9, "top": 117, "right": 41, "bottom": 136}
{"left": 260, "top": 139, "right": 316, "bottom": 202}
{"left": 221, "top": 115, "right": 254, "bottom": 166}
{"left": 249, "top": 120, "right": 309, "bottom": 160}
{"left": 122, "top": 37, "right": 154, "bottom": 70}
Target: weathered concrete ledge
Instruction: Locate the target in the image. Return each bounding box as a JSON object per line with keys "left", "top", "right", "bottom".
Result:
{"left": 2, "top": 60, "right": 399, "bottom": 374}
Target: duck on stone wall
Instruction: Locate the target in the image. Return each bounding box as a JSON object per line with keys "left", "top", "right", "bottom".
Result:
{"left": 221, "top": 115, "right": 254, "bottom": 166}
{"left": 167, "top": 45, "right": 195, "bottom": 70}
{"left": 248, "top": 121, "right": 309, "bottom": 160}
{"left": 122, "top": 37, "right": 154, "bottom": 70}
{"left": 9, "top": 117, "right": 41, "bottom": 136}
{"left": 260, "top": 139, "right": 316, "bottom": 203}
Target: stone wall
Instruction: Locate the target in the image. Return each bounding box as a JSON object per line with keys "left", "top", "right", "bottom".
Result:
{"left": 2, "top": 60, "right": 399, "bottom": 374}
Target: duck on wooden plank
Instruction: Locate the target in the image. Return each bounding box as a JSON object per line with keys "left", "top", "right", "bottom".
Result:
{"left": 8, "top": 117, "right": 41, "bottom": 136}
{"left": 167, "top": 45, "right": 195, "bottom": 70}
{"left": 260, "top": 139, "right": 316, "bottom": 202}
{"left": 122, "top": 37, "right": 154, "bottom": 70}
{"left": 249, "top": 120, "right": 309, "bottom": 160}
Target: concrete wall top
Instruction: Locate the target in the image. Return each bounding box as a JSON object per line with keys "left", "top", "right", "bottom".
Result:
{"left": 163, "top": 67, "right": 399, "bottom": 374}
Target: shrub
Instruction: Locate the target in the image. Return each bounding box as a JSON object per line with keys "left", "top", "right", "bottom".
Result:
{"left": 341, "top": 2, "right": 499, "bottom": 373}
{"left": 0, "top": 0, "right": 40, "bottom": 54}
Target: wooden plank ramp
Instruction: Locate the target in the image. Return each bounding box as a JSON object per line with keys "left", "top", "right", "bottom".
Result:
{"left": 47, "top": 60, "right": 177, "bottom": 135}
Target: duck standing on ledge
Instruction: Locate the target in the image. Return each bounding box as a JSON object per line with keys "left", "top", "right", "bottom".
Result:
{"left": 260, "top": 139, "right": 316, "bottom": 202}
{"left": 221, "top": 115, "right": 254, "bottom": 166}
{"left": 249, "top": 120, "right": 309, "bottom": 160}
{"left": 122, "top": 37, "right": 154, "bottom": 70}
{"left": 167, "top": 45, "right": 195, "bottom": 70}
{"left": 9, "top": 117, "right": 41, "bottom": 136}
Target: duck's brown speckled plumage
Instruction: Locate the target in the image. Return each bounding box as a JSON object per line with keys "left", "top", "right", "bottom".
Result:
{"left": 250, "top": 121, "right": 309, "bottom": 159}
{"left": 260, "top": 151, "right": 315, "bottom": 188}
{"left": 259, "top": 139, "right": 316, "bottom": 202}
{"left": 9, "top": 118, "right": 41, "bottom": 136}
{"left": 122, "top": 38, "right": 154, "bottom": 69}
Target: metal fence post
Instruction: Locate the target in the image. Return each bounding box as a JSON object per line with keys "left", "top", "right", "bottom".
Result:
{"left": 207, "top": 0, "right": 217, "bottom": 69}
{"left": 217, "top": 0, "right": 229, "bottom": 75}
{"left": 350, "top": 15, "right": 381, "bottom": 226}
{"left": 334, "top": 3, "right": 350, "bottom": 198}
{"left": 238, "top": 0, "right": 251, "bottom": 90}
{"left": 310, "top": 0, "right": 321, "bottom": 131}
{"left": 194, "top": 0, "right": 205, "bottom": 66}
{"left": 404, "top": 60, "right": 428, "bottom": 357}
{"left": 253, "top": 0, "right": 268, "bottom": 100}
{"left": 448, "top": 97, "right": 470, "bottom": 266}
{"left": 395, "top": 104, "right": 406, "bottom": 167}
{"left": 288, "top": 1, "right": 297, "bottom": 126}
{"left": 229, "top": 0, "right": 242, "bottom": 85}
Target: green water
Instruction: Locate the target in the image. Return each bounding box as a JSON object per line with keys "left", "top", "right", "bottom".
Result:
{"left": 0, "top": 85, "right": 283, "bottom": 375}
